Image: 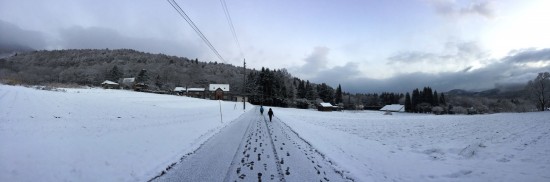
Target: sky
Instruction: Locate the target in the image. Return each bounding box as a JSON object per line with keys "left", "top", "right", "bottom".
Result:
{"left": 1, "top": 0, "right": 549, "bottom": 93}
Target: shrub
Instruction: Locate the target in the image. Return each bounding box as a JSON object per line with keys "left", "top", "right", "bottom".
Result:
{"left": 432, "top": 106, "right": 444, "bottom": 115}
{"left": 451, "top": 106, "right": 467, "bottom": 114}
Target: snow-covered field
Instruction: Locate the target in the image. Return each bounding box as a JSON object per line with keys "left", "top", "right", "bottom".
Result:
{"left": 0, "top": 85, "right": 252, "bottom": 181}
{"left": 2, "top": 84, "right": 549, "bottom": 182}
{"left": 276, "top": 108, "right": 550, "bottom": 181}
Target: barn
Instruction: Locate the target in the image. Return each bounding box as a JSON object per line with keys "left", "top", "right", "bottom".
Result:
{"left": 174, "top": 87, "right": 186, "bottom": 95}
{"left": 380, "top": 104, "right": 405, "bottom": 112}
{"left": 121, "top": 78, "right": 135, "bottom": 89}
{"left": 209, "top": 84, "right": 230, "bottom": 100}
{"left": 318, "top": 102, "right": 334, "bottom": 112}
{"left": 101, "top": 80, "right": 119, "bottom": 89}
{"left": 187, "top": 88, "right": 206, "bottom": 98}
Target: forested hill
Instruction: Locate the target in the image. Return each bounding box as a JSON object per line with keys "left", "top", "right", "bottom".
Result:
{"left": 1, "top": 49, "right": 244, "bottom": 88}
{"left": 0, "top": 49, "right": 340, "bottom": 107}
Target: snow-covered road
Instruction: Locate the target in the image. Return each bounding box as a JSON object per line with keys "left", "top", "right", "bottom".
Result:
{"left": 153, "top": 108, "right": 352, "bottom": 182}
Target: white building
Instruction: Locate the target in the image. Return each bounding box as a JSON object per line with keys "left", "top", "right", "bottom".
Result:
{"left": 209, "top": 84, "right": 230, "bottom": 92}
{"left": 380, "top": 104, "right": 405, "bottom": 112}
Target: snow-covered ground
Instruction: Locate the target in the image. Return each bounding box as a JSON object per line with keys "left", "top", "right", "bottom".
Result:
{"left": 276, "top": 108, "right": 550, "bottom": 182}
{"left": 0, "top": 85, "right": 252, "bottom": 181}
{"left": 2, "top": 84, "right": 550, "bottom": 182}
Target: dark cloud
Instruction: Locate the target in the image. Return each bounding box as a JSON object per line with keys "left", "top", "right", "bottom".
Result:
{"left": 387, "top": 52, "right": 436, "bottom": 64}
{"left": 58, "top": 26, "right": 204, "bottom": 58}
{"left": 388, "top": 41, "right": 486, "bottom": 66}
{"left": 312, "top": 62, "right": 362, "bottom": 84}
{"left": 0, "top": 19, "right": 206, "bottom": 58}
{"left": 426, "top": 0, "right": 494, "bottom": 19}
{"left": 290, "top": 46, "right": 330, "bottom": 77}
{"left": 429, "top": 0, "right": 456, "bottom": 16}
{"left": 0, "top": 19, "right": 46, "bottom": 49}
{"left": 321, "top": 61, "right": 546, "bottom": 93}
{"left": 503, "top": 48, "right": 550, "bottom": 63}
{"left": 301, "top": 47, "right": 549, "bottom": 93}
{"left": 460, "top": 1, "right": 493, "bottom": 18}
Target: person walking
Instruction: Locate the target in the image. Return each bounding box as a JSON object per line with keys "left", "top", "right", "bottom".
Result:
{"left": 260, "top": 106, "right": 264, "bottom": 115}
{"left": 267, "top": 108, "right": 274, "bottom": 122}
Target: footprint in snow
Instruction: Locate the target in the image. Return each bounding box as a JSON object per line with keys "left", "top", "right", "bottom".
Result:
{"left": 285, "top": 167, "right": 290, "bottom": 175}
{"left": 238, "top": 173, "right": 246, "bottom": 179}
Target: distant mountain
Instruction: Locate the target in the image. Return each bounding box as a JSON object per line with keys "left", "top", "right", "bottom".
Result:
{"left": 0, "top": 43, "right": 34, "bottom": 58}
{"left": 446, "top": 89, "right": 473, "bottom": 96}
{"left": 446, "top": 87, "right": 527, "bottom": 99}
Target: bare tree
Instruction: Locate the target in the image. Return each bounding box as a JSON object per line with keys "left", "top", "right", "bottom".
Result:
{"left": 527, "top": 72, "right": 550, "bottom": 111}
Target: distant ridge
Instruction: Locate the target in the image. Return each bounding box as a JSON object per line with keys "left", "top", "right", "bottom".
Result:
{"left": 0, "top": 42, "right": 34, "bottom": 58}
{"left": 446, "top": 87, "right": 527, "bottom": 98}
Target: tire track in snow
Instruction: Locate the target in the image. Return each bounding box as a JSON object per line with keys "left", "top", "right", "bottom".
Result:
{"left": 268, "top": 116, "right": 355, "bottom": 182}
{"left": 262, "top": 115, "right": 286, "bottom": 182}
{"left": 223, "top": 111, "right": 259, "bottom": 182}
{"left": 224, "top": 112, "right": 285, "bottom": 181}
{"left": 1, "top": 90, "right": 18, "bottom": 118}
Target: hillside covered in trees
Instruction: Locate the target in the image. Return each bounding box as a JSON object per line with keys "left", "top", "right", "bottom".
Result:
{"left": 0, "top": 49, "right": 340, "bottom": 107}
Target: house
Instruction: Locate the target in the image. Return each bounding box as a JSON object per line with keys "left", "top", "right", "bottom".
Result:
{"left": 187, "top": 88, "right": 206, "bottom": 98}
{"left": 101, "top": 80, "right": 119, "bottom": 89}
{"left": 209, "top": 84, "right": 230, "bottom": 100}
{"left": 174, "top": 87, "right": 186, "bottom": 95}
{"left": 318, "top": 102, "right": 334, "bottom": 112}
{"left": 380, "top": 104, "right": 405, "bottom": 112}
{"left": 121, "top": 78, "right": 135, "bottom": 89}
{"left": 134, "top": 83, "right": 148, "bottom": 91}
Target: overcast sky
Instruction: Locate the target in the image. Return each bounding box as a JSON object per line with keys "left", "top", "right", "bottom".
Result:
{"left": 1, "top": 0, "right": 549, "bottom": 93}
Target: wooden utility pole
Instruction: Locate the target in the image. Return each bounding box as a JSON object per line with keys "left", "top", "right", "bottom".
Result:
{"left": 243, "top": 59, "right": 246, "bottom": 110}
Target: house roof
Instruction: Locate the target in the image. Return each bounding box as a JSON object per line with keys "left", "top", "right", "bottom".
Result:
{"left": 209, "top": 84, "right": 230, "bottom": 91}
{"left": 380, "top": 104, "right": 405, "bottom": 112}
{"left": 319, "top": 103, "right": 333, "bottom": 107}
{"left": 187, "top": 88, "right": 205, "bottom": 92}
{"left": 174, "top": 87, "right": 186, "bottom": 92}
{"left": 122, "top": 78, "right": 135, "bottom": 83}
{"left": 101, "top": 80, "right": 118, "bottom": 85}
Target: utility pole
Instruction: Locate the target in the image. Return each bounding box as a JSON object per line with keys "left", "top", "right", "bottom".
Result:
{"left": 243, "top": 59, "right": 246, "bottom": 110}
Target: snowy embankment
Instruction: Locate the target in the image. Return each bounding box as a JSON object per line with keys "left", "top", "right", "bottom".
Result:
{"left": 276, "top": 108, "right": 550, "bottom": 182}
{"left": 0, "top": 85, "right": 252, "bottom": 182}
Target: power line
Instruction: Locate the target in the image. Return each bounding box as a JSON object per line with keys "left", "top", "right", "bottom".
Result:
{"left": 219, "top": 0, "right": 244, "bottom": 58}
{"left": 167, "top": 0, "right": 226, "bottom": 63}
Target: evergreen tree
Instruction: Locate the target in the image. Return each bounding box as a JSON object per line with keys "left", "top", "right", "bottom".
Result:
{"left": 317, "top": 83, "right": 334, "bottom": 103}
{"left": 433, "top": 90, "right": 439, "bottom": 106}
{"left": 412, "top": 89, "right": 420, "bottom": 113}
{"left": 422, "top": 87, "right": 433, "bottom": 105}
{"left": 297, "top": 80, "right": 305, "bottom": 99}
{"left": 335, "top": 84, "right": 343, "bottom": 104}
{"left": 136, "top": 69, "right": 149, "bottom": 84}
{"left": 107, "top": 65, "right": 122, "bottom": 82}
{"left": 155, "top": 74, "right": 163, "bottom": 89}
{"left": 405, "top": 92, "right": 412, "bottom": 112}
{"left": 440, "top": 93, "right": 446, "bottom": 105}
{"left": 305, "top": 80, "right": 316, "bottom": 100}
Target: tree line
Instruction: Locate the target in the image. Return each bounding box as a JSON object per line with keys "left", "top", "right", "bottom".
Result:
{"left": 401, "top": 72, "right": 549, "bottom": 114}
{"left": 244, "top": 67, "right": 344, "bottom": 107}
{"left": 1, "top": 49, "right": 547, "bottom": 113}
